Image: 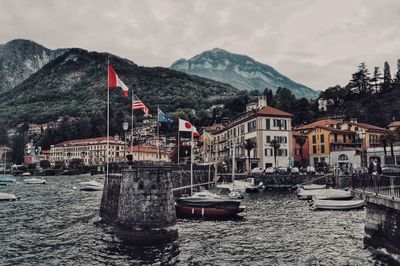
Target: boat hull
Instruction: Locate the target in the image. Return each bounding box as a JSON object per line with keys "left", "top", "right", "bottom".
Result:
{"left": 175, "top": 198, "right": 245, "bottom": 218}
{"left": 0, "top": 192, "right": 18, "bottom": 201}
{"left": 24, "top": 178, "right": 46, "bottom": 184}
{"left": 313, "top": 199, "right": 365, "bottom": 210}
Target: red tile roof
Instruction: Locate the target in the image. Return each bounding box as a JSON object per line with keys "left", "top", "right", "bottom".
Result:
{"left": 129, "top": 145, "right": 169, "bottom": 155}
{"left": 349, "top": 122, "right": 386, "bottom": 132}
{"left": 54, "top": 137, "right": 123, "bottom": 147}
{"left": 256, "top": 106, "right": 293, "bottom": 117}
{"left": 295, "top": 119, "right": 341, "bottom": 130}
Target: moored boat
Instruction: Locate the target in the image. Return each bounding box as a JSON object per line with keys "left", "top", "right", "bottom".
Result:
{"left": 311, "top": 199, "right": 365, "bottom": 210}
{"left": 0, "top": 176, "right": 16, "bottom": 185}
{"left": 80, "top": 180, "right": 103, "bottom": 191}
{"left": 302, "top": 184, "right": 326, "bottom": 190}
{"left": 0, "top": 191, "right": 18, "bottom": 201}
{"left": 24, "top": 177, "right": 47, "bottom": 184}
{"left": 175, "top": 191, "right": 246, "bottom": 218}
{"left": 297, "top": 188, "right": 352, "bottom": 200}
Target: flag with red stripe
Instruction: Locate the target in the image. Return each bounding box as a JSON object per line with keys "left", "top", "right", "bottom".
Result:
{"left": 132, "top": 94, "right": 149, "bottom": 115}
{"left": 108, "top": 65, "right": 129, "bottom": 96}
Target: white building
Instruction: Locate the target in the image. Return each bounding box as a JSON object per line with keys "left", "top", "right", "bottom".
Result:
{"left": 367, "top": 146, "right": 400, "bottom": 166}
{"left": 318, "top": 98, "right": 334, "bottom": 112}
{"left": 50, "top": 137, "right": 126, "bottom": 167}
{"left": 210, "top": 105, "right": 293, "bottom": 172}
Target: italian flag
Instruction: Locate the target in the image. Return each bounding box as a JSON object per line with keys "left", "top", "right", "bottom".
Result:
{"left": 108, "top": 65, "right": 129, "bottom": 96}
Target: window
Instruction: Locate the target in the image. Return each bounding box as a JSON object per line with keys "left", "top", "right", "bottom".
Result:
{"left": 266, "top": 119, "right": 270, "bottom": 130}
{"left": 266, "top": 136, "right": 271, "bottom": 143}
{"left": 320, "top": 135, "right": 325, "bottom": 143}
{"left": 265, "top": 149, "right": 272, "bottom": 156}
{"left": 384, "top": 156, "right": 395, "bottom": 165}
{"left": 338, "top": 154, "right": 349, "bottom": 161}
{"left": 274, "top": 136, "right": 287, "bottom": 143}
{"left": 240, "top": 125, "right": 245, "bottom": 135}
{"left": 334, "top": 134, "right": 337, "bottom": 142}
{"left": 277, "top": 149, "right": 287, "bottom": 156}
{"left": 321, "top": 145, "right": 325, "bottom": 153}
{"left": 273, "top": 119, "right": 287, "bottom": 130}
{"left": 312, "top": 146, "right": 317, "bottom": 154}
{"left": 312, "top": 135, "right": 316, "bottom": 144}
{"left": 320, "top": 157, "right": 325, "bottom": 163}
{"left": 247, "top": 120, "right": 257, "bottom": 132}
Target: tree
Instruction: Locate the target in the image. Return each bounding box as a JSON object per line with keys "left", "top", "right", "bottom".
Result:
{"left": 385, "top": 130, "right": 396, "bottom": 159}
{"left": 0, "top": 125, "right": 9, "bottom": 146}
{"left": 379, "top": 134, "right": 388, "bottom": 156}
{"left": 295, "top": 135, "right": 307, "bottom": 165}
{"left": 371, "top": 67, "right": 382, "bottom": 93}
{"left": 269, "top": 140, "right": 281, "bottom": 167}
{"left": 395, "top": 59, "right": 400, "bottom": 84}
{"left": 243, "top": 139, "right": 255, "bottom": 174}
{"left": 69, "top": 158, "right": 84, "bottom": 169}
{"left": 383, "top": 61, "right": 392, "bottom": 92}
{"left": 349, "top": 62, "right": 371, "bottom": 94}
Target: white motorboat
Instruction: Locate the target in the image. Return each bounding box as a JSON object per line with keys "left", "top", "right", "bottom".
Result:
{"left": 297, "top": 188, "right": 352, "bottom": 200}
{"left": 80, "top": 180, "right": 103, "bottom": 191}
{"left": 0, "top": 191, "right": 18, "bottom": 201}
{"left": 22, "top": 172, "right": 31, "bottom": 176}
{"left": 302, "top": 184, "right": 326, "bottom": 190}
{"left": 24, "top": 178, "right": 47, "bottom": 184}
{"left": 312, "top": 199, "right": 365, "bottom": 210}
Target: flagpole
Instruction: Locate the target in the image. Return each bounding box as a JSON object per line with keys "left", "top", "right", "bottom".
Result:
{"left": 157, "top": 105, "right": 160, "bottom": 162}
{"left": 190, "top": 127, "right": 194, "bottom": 196}
{"left": 177, "top": 127, "right": 180, "bottom": 164}
{"left": 131, "top": 86, "right": 134, "bottom": 149}
{"left": 107, "top": 60, "right": 110, "bottom": 178}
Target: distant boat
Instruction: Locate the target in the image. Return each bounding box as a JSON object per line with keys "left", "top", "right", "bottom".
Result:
{"left": 22, "top": 172, "right": 31, "bottom": 176}
{"left": 311, "top": 199, "right": 365, "bottom": 210}
{"left": 24, "top": 178, "right": 46, "bottom": 184}
{"left": 302, "top": 184, "right": 326, "bottom": 190}
{"left": 297, "top": 188, "right": 352, "bottom": 200}
{"left": 175, "top": 190, "right": 246, "bottom": 219}
{"left": 80, "top": 180, "right": 103, "bottom": 191}
{"left": 0, "top": 191, "right": 18, "bottom": 201}
{"left": 0, "top": 176, "right": 16, "bottom": 186}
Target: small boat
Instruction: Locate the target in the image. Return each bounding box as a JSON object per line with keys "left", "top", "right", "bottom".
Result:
{"left": 311, "top": 199, "right": 365, "bottom": 210}
{"left": 208, "top": 187, "right": 244, "bottom": 199}
{"left": 0, "top": 176, "right": 16, "bottom": 186}
{"left": 22, "top": 172, "right": 31, "bottom": 176}
{"left": 80, "top": 180, "right": 103, "bottom": 191}
{"left": 175, "top": 190, "right": 246, "bottom": 219}
{"left": 302, "top": 184, "right": 326, "bottom": 190}
{"left": 24, "top": 177, "right": 46, "bottom": 184}
{"left": 297, "top": 188, "right": 352, "bottom": 200}
{"left": 0, "top": 191, "right": 18, "bottom": 201}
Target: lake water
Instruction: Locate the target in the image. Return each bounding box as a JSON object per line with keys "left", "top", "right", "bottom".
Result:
{"left": 0, "top": 175, "right": 392, "bottom": 265}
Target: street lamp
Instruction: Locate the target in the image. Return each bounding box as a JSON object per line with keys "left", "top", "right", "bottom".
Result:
{"left": 123, "top": 121, "right": 129, "bottom": 160}
{"left": 358, "top": 130, "right": 366, "bottom": 167}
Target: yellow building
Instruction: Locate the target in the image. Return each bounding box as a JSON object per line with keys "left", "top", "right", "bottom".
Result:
{"left": 307, "top": 126, "right": 356, "bottom": 166}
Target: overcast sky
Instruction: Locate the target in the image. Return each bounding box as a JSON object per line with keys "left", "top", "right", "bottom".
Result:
{"left": 1, "top": 0, "right": 400, "bottom": 90}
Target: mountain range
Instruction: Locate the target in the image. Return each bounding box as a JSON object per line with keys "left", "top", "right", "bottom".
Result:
{"left": 0, "top": 40, "right": 237, "bottom": 128}
{"left": 0, "top": 39, "right": 66, "bottom": 91}
{"left": 171, "top": 48, "right": 319, "bottom": 99}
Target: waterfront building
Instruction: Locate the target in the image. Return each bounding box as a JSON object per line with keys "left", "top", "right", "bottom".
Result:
{"left": 294, "top": 117, "right": 386, "bottom": 167}
{"left": 367, "top": 146, "right": 400, "bottom": 165}
{"left": 291, "top": 132, "right": 309, "bottom": 167}
{"left": 50, "top": 137, "right": 126, "bottom": 167}
{"left": 129, "top": 144, "right": 170, "bottom": 162}
{"left": 210, "top": 103, "right": 293, "bottom": 172}
{"left": 0, "top": 146, "right": 11, "bottom": 161}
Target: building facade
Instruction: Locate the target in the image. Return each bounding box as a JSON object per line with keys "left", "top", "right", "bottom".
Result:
{"left": 129, "top": 145, "right": 171, "bottom": 162}
{"left": 210, "top": 105, "right": 293, "bottom": 172}
{"left": 50, "top": 137, "right": 126, "bottom": 166}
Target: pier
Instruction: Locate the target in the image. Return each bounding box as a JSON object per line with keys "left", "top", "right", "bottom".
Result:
{"left": 99, "top": 162, "right": 215, "bottom": 244}
{"left": 352, "top": 174, "right": 400, "bottom": 256}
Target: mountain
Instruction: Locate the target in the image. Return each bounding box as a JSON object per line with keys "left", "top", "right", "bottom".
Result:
{"left": 171, "top": 48, "right": 319, "bottom": 99}
{"left": 0, "top": 48, "right": 238, "bottom": 128}
{"left": 0, "top": 39, "right": 67, "bottom": 91}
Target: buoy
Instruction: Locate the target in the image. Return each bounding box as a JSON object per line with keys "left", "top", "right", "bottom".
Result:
{"left": 72, "top": 186, "right": 77, "bottom": 190}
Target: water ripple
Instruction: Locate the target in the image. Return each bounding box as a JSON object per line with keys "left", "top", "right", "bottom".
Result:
{"left": 0, "top": 176, "right": 390, "bottom": 265}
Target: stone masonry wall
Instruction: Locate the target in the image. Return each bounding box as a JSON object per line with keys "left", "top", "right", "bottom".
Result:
{"left": 364, "top": 195, "right": 400, "bottom": 254}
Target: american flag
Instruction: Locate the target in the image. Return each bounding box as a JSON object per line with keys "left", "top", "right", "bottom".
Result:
{"left": 132, "top": 94, "right": 149, "bottom": 115}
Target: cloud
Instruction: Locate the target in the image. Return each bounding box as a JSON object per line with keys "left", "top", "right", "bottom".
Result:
{"left": 1, "top": 0, "right": 400, "bottom": 90}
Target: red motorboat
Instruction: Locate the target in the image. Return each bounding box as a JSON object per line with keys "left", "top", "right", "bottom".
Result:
{"left": 175, "top": 191, "right": 246, "bottom": 219}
